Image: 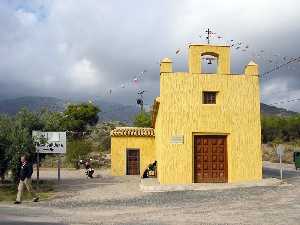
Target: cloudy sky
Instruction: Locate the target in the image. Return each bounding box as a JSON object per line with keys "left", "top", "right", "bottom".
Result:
{"left": 1, "top": 0, "right": 300, "bottom": 111}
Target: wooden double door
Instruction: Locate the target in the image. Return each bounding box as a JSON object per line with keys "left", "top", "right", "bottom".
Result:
{"left": 126, "top": 149, "right": 140, "bottom": 175}
{"left": 194, "top": 135, "right": 227, "bottom": 183}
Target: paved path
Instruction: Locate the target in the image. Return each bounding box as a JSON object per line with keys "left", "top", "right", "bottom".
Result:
{"left": 1, "top": 163, "right": 300, "bottom": 225}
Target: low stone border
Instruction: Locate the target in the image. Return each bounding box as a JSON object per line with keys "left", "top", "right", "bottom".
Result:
{"left": 140, "top": 178, "right": 284, "bottom": 192}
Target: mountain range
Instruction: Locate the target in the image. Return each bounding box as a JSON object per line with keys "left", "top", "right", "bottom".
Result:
{"left": 0, "top": 96, "right": 140, "bottom": 123}
{"left": 0, "top": 97, "right": 297, "bottom": 123}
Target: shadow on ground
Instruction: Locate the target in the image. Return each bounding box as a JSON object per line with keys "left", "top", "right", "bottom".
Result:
{"left": 0, "top": 222, "right": 66, "bottom": 225}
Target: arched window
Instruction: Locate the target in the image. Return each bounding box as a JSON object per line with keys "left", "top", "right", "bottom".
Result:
{"left": 201, "top": 52, "right": 219, "bottom": 74}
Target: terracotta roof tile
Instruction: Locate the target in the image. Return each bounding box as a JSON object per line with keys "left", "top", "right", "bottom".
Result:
{"left": 110, "top": 127, "right": 155, "bottom": 137}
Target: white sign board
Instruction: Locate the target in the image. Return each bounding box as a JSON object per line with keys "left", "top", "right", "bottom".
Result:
{"left": 170, "top": 135, "right": 184, "bottom": 144}
{"left": 276, "top": 144, "right": 285, "bottom": 156}
{"left": 33, "top": 131, "right": 66, "bottom": 154}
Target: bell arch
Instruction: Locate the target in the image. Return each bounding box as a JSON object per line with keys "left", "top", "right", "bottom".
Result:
{"left": 188, "top": 45, "right": 231, "bottom": 74}
{"left": 201, "top": 52, "right": 219, "bottom": 74}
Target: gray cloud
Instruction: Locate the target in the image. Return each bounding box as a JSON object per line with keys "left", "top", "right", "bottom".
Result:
{"left": 0, "top": 0, "right": 300, "bottom": 111}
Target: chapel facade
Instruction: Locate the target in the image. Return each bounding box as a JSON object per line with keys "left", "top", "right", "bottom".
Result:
{"left": 111, "top": 44, "right": 262, "bottom": 184}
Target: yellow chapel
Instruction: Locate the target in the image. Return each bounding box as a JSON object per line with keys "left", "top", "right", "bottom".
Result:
{"left": 111, "top": 43, "right": 262, "bottom": 185}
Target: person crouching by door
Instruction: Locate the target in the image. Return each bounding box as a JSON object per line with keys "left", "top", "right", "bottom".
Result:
{"left": 14, "top": 154, "right": 39, "bottom": 204}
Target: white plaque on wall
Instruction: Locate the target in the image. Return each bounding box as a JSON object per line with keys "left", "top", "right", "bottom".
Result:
{"left": 170, "top": 135, "right": 184, "bottom": 144}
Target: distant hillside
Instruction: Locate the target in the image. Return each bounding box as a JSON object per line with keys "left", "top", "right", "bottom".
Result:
{"left": 94, "top": 100, "right": 140, "bottom": 123}
{"left": 0, "top": 96, "right": 65, "bottom": 115}
{"left": 260, "top": 103, "right": 298, "bottom": 117}
{"left": 0, "top": 97, "right": 297, "bottom": 123}
{"left": 0, "top": 96, "right": 140, "bottom": 124}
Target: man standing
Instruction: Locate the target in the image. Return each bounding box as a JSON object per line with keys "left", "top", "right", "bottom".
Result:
{"left": 14, "top": 154, "right": 39, "bottom": 204}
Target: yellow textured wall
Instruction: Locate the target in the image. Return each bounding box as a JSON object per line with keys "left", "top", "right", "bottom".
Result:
{"left": 160, "top": 58, "right": 173, "bottom": 73}
{"left": 245, "top": 62, "right": 259, "bottom": 76}
{"left": 156, "top": 48, "right": 262, "bottom": 184}
{"left": 156, "top": 73, "right": 262, "bottom": 184}
{"left": 111, "top": 136, "right": 155, "bottom": 176}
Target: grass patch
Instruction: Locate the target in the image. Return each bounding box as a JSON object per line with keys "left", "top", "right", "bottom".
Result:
{"left": 0, "top": 180, "right": 55, "bottom": 202}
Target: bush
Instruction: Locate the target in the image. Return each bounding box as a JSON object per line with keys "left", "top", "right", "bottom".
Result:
{"left": 0, "top": 103, "right": 102, "bottom": 181}
{"left": 0, "top": 114, "right": 35, "bottom": 183}
{"left": 0, "top": 115, "right": 12, "bottom": 182}
{"left": 7, "top": 124, "right": 35, "bottom": 183}
{"left": 262, "top": 115, "right": 300, "bottom": 143}
{"left": 88, "top": 121, "right": 126, "bottom": 153}
{"left": 262, "top": 143, "right": 297, "bottom": 163}
{"left": 65, "top": 139, "right": 93, "bottom": 168}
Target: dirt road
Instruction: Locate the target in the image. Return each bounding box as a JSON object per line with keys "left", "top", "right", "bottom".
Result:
{"left": 1, "top": 162, "right": 300, "bottom": 225}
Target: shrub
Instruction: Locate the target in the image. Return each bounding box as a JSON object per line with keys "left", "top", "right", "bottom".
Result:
{"left": 133, "top": 111, "right": 151, "bottom": 127}
{"left": 65, "top": 139, "right": 93, "bottom": 168}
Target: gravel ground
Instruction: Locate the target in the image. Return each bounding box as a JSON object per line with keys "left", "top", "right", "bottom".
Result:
{"left": 1, "top": 162, "right": 300, "bottom": 225}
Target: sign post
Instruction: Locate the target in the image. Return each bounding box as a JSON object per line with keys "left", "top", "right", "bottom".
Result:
{"left": 36, "top": 149, "right": 40, "bottom": 191}
{"left": 276, "top": 144, "right": 285, "bottom": 180}
{"left": 33, "top": 131, "right": 67, "bottom": 185}
{"left": 58, "top": 154, "right": 61, "bottom": 184}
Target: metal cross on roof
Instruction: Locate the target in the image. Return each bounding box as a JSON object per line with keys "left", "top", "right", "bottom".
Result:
{"left": 205, "top": 28, "right": 214, "bottom": 44}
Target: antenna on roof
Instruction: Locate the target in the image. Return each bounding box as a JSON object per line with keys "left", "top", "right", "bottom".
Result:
{"left": 136, "top": 90, "right": 147, "bottom": 112}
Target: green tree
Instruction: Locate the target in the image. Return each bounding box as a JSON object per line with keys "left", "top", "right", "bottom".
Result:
{"left": 261, "top": 115, "right": 300, "bottom": 143}
{"left": 262, "top": 116, "right": 284, "bottom": 143}
{"left": 285, "top": 116, "right": 300, "bottom": 141}
{"left": 133, "top": 111, "right": 152, "bottom": 127}
{"left": 7, "top": 124, "right": 35, "bottom": 182}
{"left": 62, "top": 103, "right": 100, "bottom": 132}
{"left": 0, "top": 109, "right": 43, "bottom": 182}
{"left": 0, "top": 115, "right": 13, "bottom": 182}
{"left": 15, "top": 108, "right": 44, "bottom": 133}
{"left": 40, "top": 111, "right": 65, "bottom": 131}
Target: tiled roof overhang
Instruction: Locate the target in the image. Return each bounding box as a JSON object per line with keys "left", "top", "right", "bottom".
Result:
{"left": 110, "top": 127, "right": 155, "bottom": 137}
